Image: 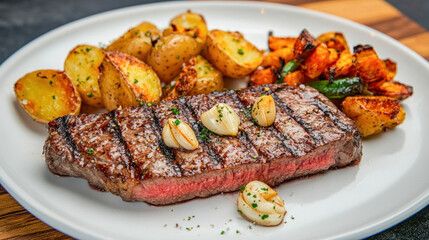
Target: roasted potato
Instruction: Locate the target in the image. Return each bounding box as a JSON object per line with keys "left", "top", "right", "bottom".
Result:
{"left": 165, "top": 56, "right": 224, "bottom": 99}
{"left": 303, "top": 44, "right": 330, "bottom": 79}
{"left": 99, "top": 52, "right": 162, "bottom": 111}
{"left": 268, "top": 33, "right": 296, "bottom": 51}
{"left": 202, "top": 30, "right": 262, "bottom": 78}
{"left": 261, "top": 48, "right": 294, "bottom": 68}
{"left": 121, "top": 21, "right": 161, "bottom": 41}
{"left": 14, "top": 70, "right": 81, "bottom": 123}
{"left": 163, "top": 10, "right": 208, "bottom": 51}
{"left": 371, "top": 80, "right": 413, "bottom": 100}
{"left": 341, "top": 96, "right": 405, "bottom": 137}
{"left": 189, "top": 55, "right": 223, "bottom": 95}
{"left": 317, "top": 32, "right": 350, "bottom": 53}
{"left": 354, "top": 44, "right": 387, "bottom": 87}
{"left": 146, "top": 34, "right": 200, "bottom": 83}
{"left": 249, "top": 66, "right": 277, "bottom": 86}
{"left": 106, "top": 22, "right": 161, "bottom": 62}
{"left": 64, "top": 45, "right": 104, "bottom": 107}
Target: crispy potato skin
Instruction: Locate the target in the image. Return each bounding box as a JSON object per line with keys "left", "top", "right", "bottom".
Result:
{"left": 202, "top": 30, "right": 262, "bottom": 78}
{"left": 165, "top": 56, "right": 223, "bottom": 99}
{"left": 106, "top": 22, "right": 160, "bottom": 62}
{"left": 268, "top": 35, "right": 296, "bottom": 51}
{"left": 99, "top": 52, "right": 162, "bottom": 111}
{"left": 261, "top": 48, "right": 294, "bottom": 68}
{"left": 317, "top": 32, "right": 350, "bottom": 53}
{"left": 147, "top": 34, "right": 200, "bottom": 83}
{"left": 371, "top": 80, "right": 413, "bottom": 100}
{"left": 64, "top": 45, "right": 104, "bottom": 107}
{"left": 189, "top": 55, "right": 224, "bottom": 95}
{"left": 341, "top": 96, "right": 405, "bottom": 137}
{"left": 14, "top": 70, "right": 81, "bottom": 123}
{"left": 163, "top": 11, "right": 208, "bottom": 51}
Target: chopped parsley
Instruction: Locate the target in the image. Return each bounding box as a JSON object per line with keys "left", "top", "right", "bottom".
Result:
{"left": 134, "top": 79, "right": 138, "bottom": 84}
{"left": 87, "top": 148, "right": 95, "bottom": 155}
{"left": 237, "top": 49, "right": 244, "bottom": 55}
{"left": 176, "top": 55, "right": 180, "bottom": 59}
{"left": 87, "top": 92, "right": 94, "bottom": 98}
{"left": 260, "top": 187, "right": 268, "bottom": 191}
{"left": 261, "top": 214, "right": 269, "bottom": 220}
{"left": 85, "top": 47, "right": 92, "bottom": 52}
{"left": 147, "top": 102, "right": 153, "bottom": 106}
{"left": 220, "top": 231, "right": 225, "bottom": 235}
{"left": 52, "top": 95, "right": 56, "bottom": 100}
{"left": 49, "top": 81, "right": 53, "bottom": 86}
{"left": 173, "top": 119, "right": 181, "bottom": 126}
{"left": 86, "top": 76, "right": 90, "bottom": 81}
{"left": 133, "top": 30, "right": 138, "bottom": 35}
{"left": 251, "top": 203, "right": 258, "bottom": 208}
{"left": 168, "top": 106, "right": 179, "bottom": 115}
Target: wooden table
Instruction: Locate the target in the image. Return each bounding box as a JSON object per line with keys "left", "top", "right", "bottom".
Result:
{"left": 1, "top": 0, "right": 427, "bottom": 239}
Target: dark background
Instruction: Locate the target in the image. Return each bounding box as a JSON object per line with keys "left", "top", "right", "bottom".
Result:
{"left": 0, "top": 0, "right": 428, "bottom": 239}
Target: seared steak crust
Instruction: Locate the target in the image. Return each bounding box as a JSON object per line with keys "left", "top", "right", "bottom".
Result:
{"left": 44, "top": 84, "right": 362, "bottom": 205}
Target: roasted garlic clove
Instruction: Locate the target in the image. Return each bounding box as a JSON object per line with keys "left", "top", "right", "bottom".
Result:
{"left": 162, "top": 118, "right": 199, "bottom": 150}
{"left": 237, "top": 181, "right": 286, "bottom": 226}
{"left": 252, "top": 95, "right": 276, "bottom": 127}
{"left": 201, "top": 103, "right": 239, "bottom": 136}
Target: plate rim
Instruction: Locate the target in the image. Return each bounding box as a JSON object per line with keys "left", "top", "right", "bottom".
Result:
{"left": 0, "top": 1, "right": 428, "bottom": 239}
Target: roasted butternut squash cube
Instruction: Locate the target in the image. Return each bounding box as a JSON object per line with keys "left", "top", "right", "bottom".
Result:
{"left": 354, "top": 44, "right": 387, "bottom": 87}
{"left": 261, "top": 48, "right": 294, "bottom": 68}
{"left": 317, "top": 32, "right": 350, "bottom": 53}
{"left": 303, "top": 44, "right": 330, "bottom": 79}
{"left": 293, "top": 29, "right": 319, "bottom": 63}
{"left": 268, "top": 33, "right": 296, "bottom": 51}
{"left": 249, "top": 66, "right": 277, "bottom": 86}
{"left": 371, "top": 80, "right": 413, "bottom": 100}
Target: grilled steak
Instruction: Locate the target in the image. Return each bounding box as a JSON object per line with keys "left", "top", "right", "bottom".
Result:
{"left": 44, "top": 84, "right": 362, "bottom": 205}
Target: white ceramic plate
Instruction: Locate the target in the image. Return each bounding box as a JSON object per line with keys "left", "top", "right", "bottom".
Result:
{"left": 0, "top": 1, "right": 428, "bottom": 239}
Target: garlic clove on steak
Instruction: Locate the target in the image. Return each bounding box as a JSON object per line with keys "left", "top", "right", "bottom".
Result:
{"left": 162, "top": 118, "right": 199, "bottom": 150}
{"left": 201, "top": 103, "right": 239, "bottom": 136}
{"left": 237, "top": 180, "right": 286, "bottom": 226}
{"left": 252, "top": 95, "right": 276, "bottom": 127}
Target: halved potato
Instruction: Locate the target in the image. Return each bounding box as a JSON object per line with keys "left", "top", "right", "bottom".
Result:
{"left": 341, "top": 96, "right": 405, "bottom": 137}
{"left": 164, "top": 55, "right": 223, "bottom": 99}
{"left": 121, "top": 21, "right": 161, "bottom": 41}
{"left": 146, "top": 34, "right": 200, "bottom": 83}
{"left": 106, "top": 22, "right": 160, "bottom": 62}
{"left": 202, "top": 30, "right": 262, "bottom": 78}
{"left": 163, "top": 10, "right": 208, "bottom": 50}
{"left": 189, "top": 55, "right": 223, "bottom": 95}
{"left": 14, "top": 70, "right": 81, "bottom": 123}
{"left": 64, "top": 45, "right": 104, "bottom": 107}
{"left": 99, "top": 52, "right": 162, "bottom": 111}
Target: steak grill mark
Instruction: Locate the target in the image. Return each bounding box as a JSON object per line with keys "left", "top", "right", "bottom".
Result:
{"left": 44, "top": 84, "right": 363, "bottom": 205}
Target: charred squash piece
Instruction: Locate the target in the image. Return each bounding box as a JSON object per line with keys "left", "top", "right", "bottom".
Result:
{"left": 261, "top": 48, "right": 294, "bottom": 68}
{"left": 341, "top": 96, "right": 405, "bottom": 137}
{"left": 382, "top": 59, "right": 397, "bottom": 80}
{"left": 283, "top": 70, "right": 306, "bottom": 86}
{"left": 268, "top": 32, "right": 297, "bottom": 51}
{"left": 324, "top": 51, "right": 356, "bottom": 80}
{"left": 354, "top": 44, "right": 387, "bottom": 87}
{"left": 249, "top": 66, "right": 277, "bottom": 86}
{"left": 371, "top": 80, "right": 413, "bottom": 100}
{"left": 317, "top": 32, "right": 350, "bottom": 53}
{"left": 303, "top": 44, "right": 331, "bottom": 79}
{"left": 293, "top": 29, "right": 319, "bottom": 63}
